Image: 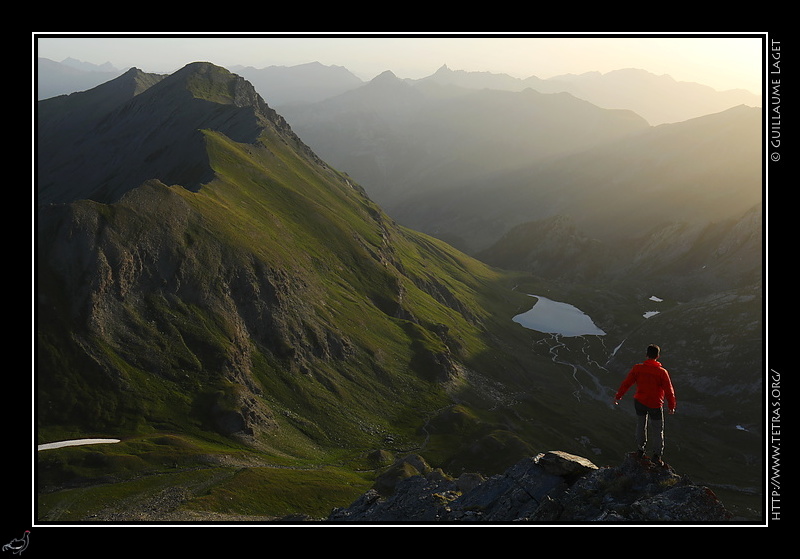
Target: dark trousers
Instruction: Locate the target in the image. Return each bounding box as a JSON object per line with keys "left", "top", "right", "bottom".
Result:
{"left": 634, "top": 399, "right": 664, "bottom": 455}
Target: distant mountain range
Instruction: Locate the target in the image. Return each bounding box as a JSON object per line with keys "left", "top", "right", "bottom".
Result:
{"left": 230, "top": 61, "right": 364, "bottom": 106}
{"left": 280, "top": 70, "right": 652, "bottom": 211}
{"left": 391, "top": 104, "right": 762, "bottom": 252}
{"left": 35, "top": 60, "right": 764, "bottom": 521}
{"left": 38, "top": 58, "right": 761, "bottom": 125}
{"left": 37, "top": 57, "right": 126, "bottom": 100}
{"left": 278, "top": 68, "right": 761, "bottom": 264}
{"left": 415, "top": 64, "right": 761, "bottom": 125}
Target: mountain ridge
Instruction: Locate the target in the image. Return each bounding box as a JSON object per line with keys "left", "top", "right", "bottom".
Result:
{"left": 39, "top": 57, "right": 762, "bottom": 125}
{"left": 37, "top": 62, "right": 323, "bottom": 206}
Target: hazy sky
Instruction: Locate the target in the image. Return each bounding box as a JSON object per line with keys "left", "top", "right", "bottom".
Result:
{"left": 34, "top": 32, "right": 766, "bottom": 94}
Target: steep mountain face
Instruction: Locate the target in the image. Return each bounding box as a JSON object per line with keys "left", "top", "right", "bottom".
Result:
{"left": 37, "top": 63, "right": 319, "bottom": 206}
{"left": 36, "top": 62, "right": 554, "bottom": 468}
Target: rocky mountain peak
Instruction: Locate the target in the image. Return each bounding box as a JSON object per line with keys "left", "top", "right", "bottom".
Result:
{"left": 367, "top": 69, "right": 404, "bottom": 88}
{"left": 168, "top": 62, "right": 262, "bottom": 107}
{"left": 329, "top": 450, "right": 734, "bottom": 523}
{"left": 37, "top": 61, "right": 316, "bottom": 205}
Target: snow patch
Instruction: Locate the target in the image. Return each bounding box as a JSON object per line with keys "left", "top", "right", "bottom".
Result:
{"left": 38, "top": 438, "right": 121, "bottom": 451}
{"left": 643, "top": 295, "right": 663, "bottom": 318}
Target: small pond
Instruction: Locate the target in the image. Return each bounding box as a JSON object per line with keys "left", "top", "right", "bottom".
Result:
{"left": 513, "top": 294, "right": 606, "bottom": 337}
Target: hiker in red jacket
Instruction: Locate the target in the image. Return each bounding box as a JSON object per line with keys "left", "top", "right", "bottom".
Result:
{"left": 614, "top": 344, "right": 676, "bottom": 466}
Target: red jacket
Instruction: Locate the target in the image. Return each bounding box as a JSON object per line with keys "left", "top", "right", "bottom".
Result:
{"left": 615, "top": 359, "right": 676, "bottom": 410}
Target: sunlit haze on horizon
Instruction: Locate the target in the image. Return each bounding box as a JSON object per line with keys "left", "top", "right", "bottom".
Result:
{"left": 34, "top": 33, "right": 766, "bottom": 95}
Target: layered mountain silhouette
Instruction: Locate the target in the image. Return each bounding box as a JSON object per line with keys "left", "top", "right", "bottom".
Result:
{"left": 279, "top": 71, "right": 760, "bottom": 256}
{"left": 39, "top": 57, "right": 761, "bottom": 126}
{"left": 399, "top": 104, "right": 762, "bottom": 255}
{"left": 231, "top": 61, "right": 364, "bottom": 106}
{"left": 36, "top": 57, "right": 125, "bottom": 100}
{"left": 280, "top": 70, "right": 652, "bottom": 210}
{"left": 416, "top": 65, "right": 760, "bottom": 125}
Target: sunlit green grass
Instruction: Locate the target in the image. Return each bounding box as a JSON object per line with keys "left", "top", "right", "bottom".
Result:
{"left": 182, "top": 466, "right": 371, "bottom": 518}
{"left": 38, "top": 463, "right": 371, "bottom": 521}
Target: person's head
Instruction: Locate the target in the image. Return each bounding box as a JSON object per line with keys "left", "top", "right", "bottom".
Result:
{"left": 646, "top": 344, "right": 660, "bottom": 359}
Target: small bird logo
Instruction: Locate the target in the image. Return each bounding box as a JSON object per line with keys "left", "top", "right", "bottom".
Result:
{"left": 2, "top": 531, "right": 29, "bottom": 555}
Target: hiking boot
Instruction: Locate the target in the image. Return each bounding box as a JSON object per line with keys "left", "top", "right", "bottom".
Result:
{"left": 652, "top": 453, "right": 663, "bottom": 466}
{"left": 636, "top": 449, "right": 646, "bottom": 459}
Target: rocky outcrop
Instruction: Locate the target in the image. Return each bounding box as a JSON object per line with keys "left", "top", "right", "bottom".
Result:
{"left": 329, "top": 451, "right": 732, "bottom": 523}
